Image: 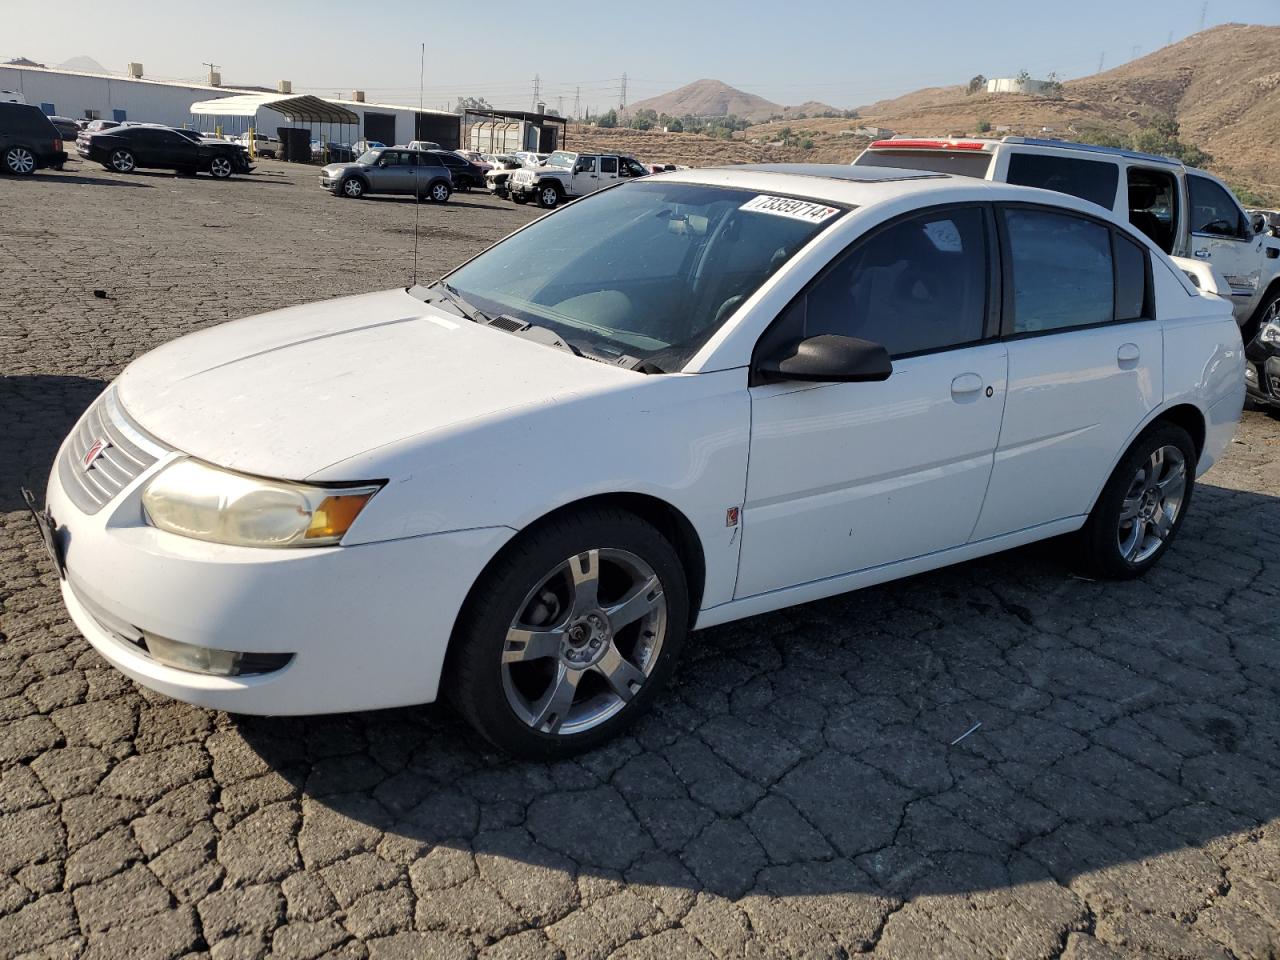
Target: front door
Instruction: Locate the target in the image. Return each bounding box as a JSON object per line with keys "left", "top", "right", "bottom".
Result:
{"left": 376, "top": 150, "right": 417, "bottom": 193}
{"left": 737, "top": 205, "right": 1008, "bottom": 597}
{"left": 971, "top": 205, "right": 1162, "bottom": 540}
{"left": 1186, "top": 172, "right": 1263, "bottom": 321}
{"left": 571, "top": 155, "right": 598, "bottom": 196}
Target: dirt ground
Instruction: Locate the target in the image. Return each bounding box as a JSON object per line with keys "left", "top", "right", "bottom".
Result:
{"left": 1, "top": 158, "right": 1279, "bottom": 960}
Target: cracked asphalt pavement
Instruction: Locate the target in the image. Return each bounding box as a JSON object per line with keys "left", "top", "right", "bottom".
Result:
{"left": 2, "top": 160, "right": 1279, "bottom": 960}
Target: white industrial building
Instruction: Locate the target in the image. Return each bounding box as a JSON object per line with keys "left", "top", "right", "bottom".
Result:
{"left": 0, "top": 62, "right": 463, "bottom": 148}
{"left": 986, "top": 76, "right": 1056, "bottom": 95}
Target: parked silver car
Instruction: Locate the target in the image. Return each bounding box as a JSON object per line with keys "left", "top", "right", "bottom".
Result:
{"left": 319, "top": 147, "right": 452, "bottom": 201}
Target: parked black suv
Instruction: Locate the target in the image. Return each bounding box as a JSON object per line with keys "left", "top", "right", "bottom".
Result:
{"left": 80, "top": 125, "right": 252, "bottom": 178}
{"left": 0, "top": 102, "right": 67, "bottom": 175}
{"left": 427, "top": 150, "right": 486, "bottom": 191}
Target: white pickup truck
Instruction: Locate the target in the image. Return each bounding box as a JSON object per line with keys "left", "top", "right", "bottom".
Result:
{"left": 855, "top": 136, "right": 1280, "bottom": 335}
{"left": 508, "top": 150, "right": 649, "bottom": 208}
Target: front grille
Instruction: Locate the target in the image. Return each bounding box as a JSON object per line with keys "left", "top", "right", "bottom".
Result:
{"left": 58, "top": 388, "right": 169, "bottom": 515}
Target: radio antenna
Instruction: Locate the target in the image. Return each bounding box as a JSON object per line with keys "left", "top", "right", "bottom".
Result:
{"left": 412, "top": 41, "right": 425, "bottom": 287}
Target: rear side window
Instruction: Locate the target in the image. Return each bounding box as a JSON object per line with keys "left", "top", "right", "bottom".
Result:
{"left": 0, "top": 103, "right": 56, "bottom": 137}
{"left": 788, "top": 206, "right": 990, "bottom": 357}
{"left": 600, "top": 157, "right": 618, "bottom": 174}
{"left": 856, "top": 149, "right": 993, "bottom": 179}
{"left": 1188, "top": 174, "right": 1246, "bottom": 239}
{"left": 1114, "top": 233, "right": 1150, "bottom": 321}
{"left": 1005, "top": 208, "right": 1113, "bottom": 334}
{"left": 1006, "top": 153, "right": 1119, "bottom": 210}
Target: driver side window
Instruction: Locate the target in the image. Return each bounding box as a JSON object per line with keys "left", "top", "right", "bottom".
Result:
{"left": 1188, "top": 174, "right": 1246, "bottom": 239}
{"left": 777, "top": 206, "right": 990, "bottom": 358}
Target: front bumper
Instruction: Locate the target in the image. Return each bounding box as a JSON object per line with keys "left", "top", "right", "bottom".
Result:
{"left": 509, "top": 179, "right": 537, "bottom": 198}
{"left": 1244, "top": 355, "right": 1280, "bottom": 407}
{"left": 44, "top": 438, "right": 513, "bottom": 715}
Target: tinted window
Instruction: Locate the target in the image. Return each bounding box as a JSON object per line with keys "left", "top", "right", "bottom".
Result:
{"left": 856, "top": 149, "right": 993, "bottom": 178}
{"left": 600, "top": 157, "right": 618, "bottom": 174}
{"left": 1188, "top": 174, "right": 1245, "bottom": 238}
{"left": 436, "top": 153, "right": 465, "bottom": 167}
{"left": 0, "top": 103, "right": 56, "bottom": 137}
{"left": 1006, "top": 153, "right": 1119, "bottom": 210}
{"left": 418, "top": 152, "right": 444, "bottom": 167}
{"left": 1115, "top": 233, "right": 1149, "bottom": 321}
{"left": 1127, "top": 168, "right": 1179, "bottom": 253}
{"left": 793, "top": 207, "right": 989, "bottom": 357}
{"left": 1006, "top": 208, "right": 1113, "bottom": 334}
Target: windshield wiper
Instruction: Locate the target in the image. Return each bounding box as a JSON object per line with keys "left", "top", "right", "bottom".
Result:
{"left": 424, "top": 280, "right": 491, "bottom": 325}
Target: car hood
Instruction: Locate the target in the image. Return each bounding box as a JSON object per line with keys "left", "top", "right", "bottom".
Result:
{"left": 115, "top": 288, "right": 637, "bottom": 480}
{"left": 321, "top": 162, "right": 366, "bottom": 177}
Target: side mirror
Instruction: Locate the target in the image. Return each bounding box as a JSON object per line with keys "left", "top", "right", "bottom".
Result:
{"left": 756, "top": 335, "right": 892, "bottom": 384}
{"left": 1250, "top": 213, "right": 1266, "bottom": 236}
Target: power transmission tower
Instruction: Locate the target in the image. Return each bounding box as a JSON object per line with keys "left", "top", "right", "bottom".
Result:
{"left": 532, "top": 74, "right": 541, "bottom": 112}
{"left": 1199, "top": 1, "right": 1209, "bottom": 31}
{"left": 574, "top": 86, "right": 581, "bottom": 119}
{"left": 620, "top": 73, "right": 627, "bottom": 111}
{"left": 1097, "top": 52, "right": 1106, "bottom": 73}
{"left": 1130, "top": 45, "right": 1141, "bottom": 60}
{"left": 557, "top": 95, "right": 564, "bottom": 116}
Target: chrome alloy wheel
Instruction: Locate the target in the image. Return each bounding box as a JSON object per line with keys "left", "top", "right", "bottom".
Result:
{"left": 209, "top": 156, "right": 233, "bottom": 178}
{"left": 540, "top": 185, "right": 559, "bottom": 207}
{"left": 431, "top": 182, "right": 449, "bottom": 201}
{"left": 1117, "top": 444, "right": 1187, "bottom": 564}
{"left": 343, "top": 177, "right": 364, "bottom": 197}
{"left": 5, "top": 146, "right": 35, "bottom": 174}
{"left": 501, "top": 548, "right": 667, "bottom": 736}
{"left": 110, "top": 149, "right": 135, "bottom": 173}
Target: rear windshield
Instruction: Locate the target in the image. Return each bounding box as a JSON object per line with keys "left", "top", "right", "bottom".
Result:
{"left": 856, "top": 149, "right": 993, "bottom": 179}
{"left": 0, "top": 103, "right": 57, "bottom": 137}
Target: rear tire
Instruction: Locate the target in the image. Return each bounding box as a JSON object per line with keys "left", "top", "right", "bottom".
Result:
{"left": 426, "top": 180, "right": 451, "bottom": 203}
{"left": 447, "top": 508, "right": 689, "bottom": 759}
{"left": 4, "top": 145, "right": 37, "bottom": 175}
{"left": 1077, "top": 422, "right": 1196, "bottom": 579}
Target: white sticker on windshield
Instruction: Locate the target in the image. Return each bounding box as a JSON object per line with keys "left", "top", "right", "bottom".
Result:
{"left": 923, "top": 219, "right": 962, "bottom": 253}
{"left": 739, "top": 194, "right": 840, "bottom": 224}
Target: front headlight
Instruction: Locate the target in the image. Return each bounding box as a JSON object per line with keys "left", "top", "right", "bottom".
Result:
{"left": 142, "top": 459, "right": 380, "bottom": 548}
{"left": 1260, "top": 319, "right": 1280, "bottom": 345}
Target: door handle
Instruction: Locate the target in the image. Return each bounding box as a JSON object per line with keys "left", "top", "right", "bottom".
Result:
{"left": 1194, "top": 249, "right": 1211, "bottom": 259}
{"left": 951, "top": 373, "right": 983, "bottom": 402}
{"left": 1117, "top": 342, "right": 1140, "bottom": 367}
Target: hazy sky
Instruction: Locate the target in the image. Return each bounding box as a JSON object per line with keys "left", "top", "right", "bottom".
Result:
{"left": 3, "top": 0, "right": 1277, "bottom": 111}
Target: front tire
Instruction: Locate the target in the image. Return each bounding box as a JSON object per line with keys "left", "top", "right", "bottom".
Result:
{"left": 511, "top": 192, "right": 528, "bottom": 205}
{"left": 109, "top": 149, "right": 136, "bottom": 173}
{"left": 1078, "top": 422, "right": 1196, "bottom": 579}
{"left": 4, "top": 145, "right": 37, "bottom": 175}
{"left": 537, "top": 183, "right": 561, "bottom": 208}
{"left": 447, "top": 508, "right": 689, "bottom": 759}
{"left": 340, "top": 176, "right": 365, "bottom": 198}
{"left": 209, "top": 155, "right": 234, "bottom": 179}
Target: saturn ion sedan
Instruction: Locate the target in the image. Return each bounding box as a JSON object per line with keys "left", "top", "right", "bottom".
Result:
{"left": 30, "top": 165, "right": 1243, "bottom": 758}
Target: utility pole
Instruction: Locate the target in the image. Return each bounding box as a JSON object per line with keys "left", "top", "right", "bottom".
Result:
{"left": 620, "top": 72, "right": 627, "bottom": 111}
{"left": 532, "top": 74, "right": 541, "bottom": 113}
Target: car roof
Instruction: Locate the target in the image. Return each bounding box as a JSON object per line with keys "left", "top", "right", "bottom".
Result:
{"left": 655, "top": 162, "right": 1131, "bottom": 220}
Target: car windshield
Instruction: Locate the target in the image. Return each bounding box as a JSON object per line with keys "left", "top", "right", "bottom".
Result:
{"left": 356, "top": 150, "right": 380, "bottom": 165}
{"left": 545, "top": 151, "right": 574, "bottom": 168}
{"left": 439, "top": 181, "right": 845, "bottom": 370}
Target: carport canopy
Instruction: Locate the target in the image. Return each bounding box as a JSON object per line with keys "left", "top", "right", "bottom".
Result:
{"left": 190, "top": 92, "right": 359, "bottom": 124}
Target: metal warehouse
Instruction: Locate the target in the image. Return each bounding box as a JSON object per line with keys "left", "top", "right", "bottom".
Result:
{"left": 0, "top": 62, "right": 462, "bottom": 148}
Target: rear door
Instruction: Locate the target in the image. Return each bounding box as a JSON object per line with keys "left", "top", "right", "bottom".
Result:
{"left": 971, "top": 205, "right": 1162, "bottom": 540}
{"left": 738, "top": 204, "right": 1008, "bottom": 597}
{"left": 598, "top": 156, "right": 620, "bottom": 189}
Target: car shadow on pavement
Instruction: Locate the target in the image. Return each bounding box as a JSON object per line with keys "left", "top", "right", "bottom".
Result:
{"left": 0, "top": 375, "right": 106, "bottom": 512}
{"left": 232, "top": 482, "right": 1279, "bottom": 906}
{"left": 41, "top": 173, "right": 154, "bottom": 189}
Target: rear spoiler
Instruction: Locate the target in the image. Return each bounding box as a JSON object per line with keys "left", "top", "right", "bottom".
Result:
{"left": 1170, "top": 256, "right": 1230, "bottom": 299}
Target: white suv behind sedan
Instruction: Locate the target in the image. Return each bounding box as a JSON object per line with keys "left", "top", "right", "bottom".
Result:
{"left": 30, "top": 164, "right": 1243, "bottom": 758}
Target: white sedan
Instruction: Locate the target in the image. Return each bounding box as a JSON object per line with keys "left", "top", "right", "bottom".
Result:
{"left": 32, "top": 165, "right": 1244, "bottom": 758}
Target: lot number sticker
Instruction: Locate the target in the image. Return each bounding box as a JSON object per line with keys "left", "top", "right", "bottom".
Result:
{"left": 740, "top": 195, "right": 840, "bottom": 224}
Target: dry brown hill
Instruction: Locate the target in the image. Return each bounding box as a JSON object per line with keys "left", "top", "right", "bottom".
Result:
{"left": 848, "top": 24, "right": 1280, "bottom": 200}
{"left": 626, "top": 79, "right": 839, "bottom": 122}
